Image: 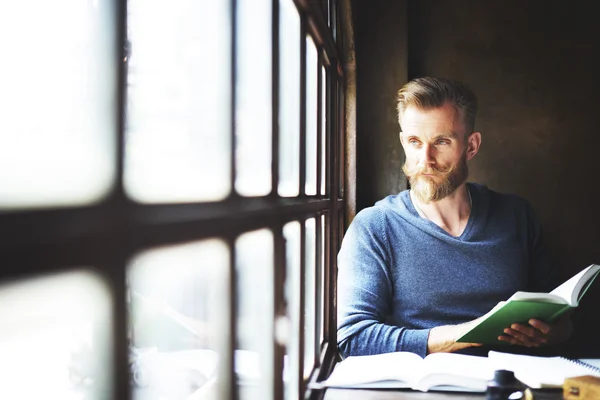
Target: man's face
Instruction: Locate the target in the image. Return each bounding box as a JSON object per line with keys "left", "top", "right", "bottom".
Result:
{"left": 399, "top": 103, "right": 472, "bottom": 203}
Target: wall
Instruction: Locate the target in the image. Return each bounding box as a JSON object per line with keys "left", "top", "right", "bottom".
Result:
{"left": 353, "top": 0, "right": 408, "bottom": 213}
{"left": 353, "top": 0, "right": 600, "bottom": 357}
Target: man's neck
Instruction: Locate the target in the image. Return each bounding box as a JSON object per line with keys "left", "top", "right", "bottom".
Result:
{"left": 410, "top": 183, "right": 472, "bottom": 237}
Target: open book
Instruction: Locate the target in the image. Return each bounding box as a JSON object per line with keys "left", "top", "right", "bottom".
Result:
{"left": 317, "top": 352, "right": 494, "bottom": 392}
{"left": 457, "top": 264, "right": 600, "bottom": 345}
{"left": 487, "top": 351, "right": 600, "bottom": 388}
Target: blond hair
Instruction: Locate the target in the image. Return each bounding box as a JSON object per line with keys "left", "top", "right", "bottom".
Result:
{"left": 396, "top": 77, "right": 478, "bottom": 134}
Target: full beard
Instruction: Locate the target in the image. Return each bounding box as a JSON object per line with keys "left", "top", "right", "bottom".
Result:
{"left": 402, "top": 152, "right": 469, "bottom": 204}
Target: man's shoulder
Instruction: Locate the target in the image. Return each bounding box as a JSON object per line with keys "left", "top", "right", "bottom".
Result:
{"left": 359, "top": 192, "right": 409, "bottom": 216}
{"left": 470, "top": 183, "right": 535, "bottom": 219}
{"left": 351, "top": 192, "right": 410, "bottom": 227}
{"left": 470, "top": 182, "right": 531, "bottom": 208}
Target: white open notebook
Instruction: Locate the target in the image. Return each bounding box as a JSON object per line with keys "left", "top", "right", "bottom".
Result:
{"left": 488, "top": 351, "right": 600, "bottom": 388}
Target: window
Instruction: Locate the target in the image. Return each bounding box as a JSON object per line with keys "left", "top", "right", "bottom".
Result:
{"left": 0, "top": 1, "right": 116, "bottom": 209}
{"left": 0, "top": 0, "right": 346, "bottom": 399}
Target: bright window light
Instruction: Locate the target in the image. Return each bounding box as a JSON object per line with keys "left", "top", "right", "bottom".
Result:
{"left": 124, "top": 0, "right": 231, "bottom": 203}
{"left": 235, "top": 0, "right": 272, "bottom": 197}
{"left": 236, "top": 229, "right": 274, "bottom": 400}
{"left": 278, "top": 0, "right": 301, "bottom": 197}
{"left": 0, "top": 1, "right": 116, "bottom": 210}
{"left": 0, "top": 270, "right": 113, "bottom": 399}
{"left": 127, "top": 238, "right": 230, "bottom": 400}
{"left": 306, "top": 37, "right": 318, "bottom": 196}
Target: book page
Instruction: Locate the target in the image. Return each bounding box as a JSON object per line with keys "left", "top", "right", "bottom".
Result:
{"left": 578, "top": 359, "right": 600, "bottom": 370}
{"left": 488, "top": 351, "right": 600, "bottom": 388}
{"left": 508, "top": 291, "right": 566, "bottom": 304}
{"left": 321, "top": 351, "right": 424, "bottom": 388}
{"left": 550, "top": 264, "right": 600, "bottom": 306}
{"left": 416, "top": 353, "right": 493, "bottom": 391}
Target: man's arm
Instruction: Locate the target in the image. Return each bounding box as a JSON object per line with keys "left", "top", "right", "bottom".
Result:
{"left": 337, "top": 208, "right": 481, "bottom": 358}
{"left": 425, "top": 310, "right": 573, "bottom": 353}
{"left": 337, "top": 209, "right": 429, "bottom": 357}
{"left": 426, "top": 321, "right": 483, "bottom": 354}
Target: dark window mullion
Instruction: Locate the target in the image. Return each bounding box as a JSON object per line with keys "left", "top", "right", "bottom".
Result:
{"left": 316, "top": 54, "right": 323, "bottom": 197}
{"left": 299, "top": 15, "right": 307, "bottom": 197}
{"left": 296, "top": 1, "right": 337, "bottom": 67}
{"left": 115, "top": 0, "right": 127, "bottom": 206}
{"left": 297, "top": 219, "right": 306, "bottom": 398}
{"left": 229, "top": 1, "right": 239, "bottom": 399}
{"left": 112, "top": 260, "right": 130, "bottom": 400}
{"left": 324, "top": 66, "right": 331, "bottom": 198}
{"left": 322, "top": 212, "right": 331, "bottom": 345}
{"left": 273, "top": 224, "right": 286, "bottom": 400}
{"left": 230, "top": 0, "right": 239, "bottom": 198}
{"left": 314, "top": 213, "right": 323, "bottom": 357}
{"left": 272, "top": 1, "right": 284, "bottom": 394}
{"left": 329, "top": 209, "right": 342, "bottom": 348}
{"left": 338, "top": 79, "right": 346, "bottom": 200}
{"left": 330, "top": 0, "right": 337, "bottom": 44}
{"left": 328, "top": 76, "right": 342, "bottom": 349}
{"left": 228, "top": 238, "right": 238, "bottom": 400}
{"left": 271, "top": 0, "right": 280, "bottom": 197}
{"left": 115, "top": 0, "right": 130, "bottom": 397}
{"left": 330, "top": 77, "right": 338, "bottom": 203}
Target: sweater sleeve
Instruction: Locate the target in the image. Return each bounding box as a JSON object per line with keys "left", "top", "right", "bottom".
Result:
{"left": 336, "top": 208, "right": 430, "bottom": 358}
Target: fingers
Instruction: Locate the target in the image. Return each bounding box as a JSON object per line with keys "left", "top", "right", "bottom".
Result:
{"left": 454, "top": 341, "right": 483, "bottom": 351}
{"left": 528, "top": 318, "right": 552, "bottom": 334}
{"left": 497, "top": 322, "right": 549, "bottom": 347}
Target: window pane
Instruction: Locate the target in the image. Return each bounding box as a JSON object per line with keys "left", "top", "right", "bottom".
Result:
{"left": 235, "top": 0, "right": 272, "bottom": 196}
{"left": 283, "top": 221, "right": 301, "bottom": 400}
{"left": 305, "top": 37, "right": 318, "bottom": 196}
{"left": 278, "top": 0, "right": 301, "bottom": 197}
{"left": 304, "top": 218, "right": 316, "bottom": 378}
{"left": 0, "top": 270, "right": 113, "bottom": 399}
{"left": 0, "top": 1, "right": 115, "bottom": 210}
{"left": 236, "top": 229, "right": 274, "bottom": 400}
{"left": 124, "top": 0, "right": 231, "bottom": 203}
{"left": 127, "top": 239, "right": 230, "bottom": 400}
{"left": 321, "top": 66, "right": 327, "bottom": 196}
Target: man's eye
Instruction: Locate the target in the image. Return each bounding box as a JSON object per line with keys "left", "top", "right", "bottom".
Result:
{"left": 409, "top": 139, "right": 420, "bottom": 145}
{"left": 436, "top": 140, "right": 450, "bottom": 146}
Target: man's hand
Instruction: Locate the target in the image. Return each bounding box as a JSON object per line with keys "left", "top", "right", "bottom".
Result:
{"left": 498, "top": 312, "right": 573, "bottom": 347}
{"left": 427, "top": 319, "right": 483, "bottom": 354}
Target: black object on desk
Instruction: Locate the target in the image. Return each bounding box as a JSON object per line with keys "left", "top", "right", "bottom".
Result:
{"left": 486, "top": 370, "right": 525, "bottom": 400}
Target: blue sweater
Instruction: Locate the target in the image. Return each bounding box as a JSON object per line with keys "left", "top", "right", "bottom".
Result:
{"left": 337, "top": 183, "right": 554, "bottom": 358}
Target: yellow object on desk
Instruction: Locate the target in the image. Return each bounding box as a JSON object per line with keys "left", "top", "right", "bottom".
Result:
{"left": 563, "top": 375, "right": 600, "bottom": 399}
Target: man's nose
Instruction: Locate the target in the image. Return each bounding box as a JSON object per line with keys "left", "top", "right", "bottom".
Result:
{"left": 420, "top": 144, "right": 435, "bottom": 165}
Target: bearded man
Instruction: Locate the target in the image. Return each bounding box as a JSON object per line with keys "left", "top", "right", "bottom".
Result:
{"left": 336, "top": 77, "right": 572, "bottom": 358}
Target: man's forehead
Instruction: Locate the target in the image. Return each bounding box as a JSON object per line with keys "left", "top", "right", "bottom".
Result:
{"left": 400, "top": 104, "right": 465, "bottom": 134}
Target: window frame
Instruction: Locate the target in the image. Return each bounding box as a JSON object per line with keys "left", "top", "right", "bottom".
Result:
{"left": 0, "top": 0, "right": 348, "bottom": 399}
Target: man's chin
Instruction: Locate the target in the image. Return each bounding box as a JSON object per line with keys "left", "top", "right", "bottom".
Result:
{"left": 411, "top": 176, "right": 440, "bottom": 189}
{"left": 412, "top": 181, "right": 461, "bottom": 203}
{"left": 410, "top": 183, "right": 435, "bottom": 203}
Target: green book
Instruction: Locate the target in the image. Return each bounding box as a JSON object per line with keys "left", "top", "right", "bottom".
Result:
{"left": 457, "top": 264, "right": 600, "bottom": 345}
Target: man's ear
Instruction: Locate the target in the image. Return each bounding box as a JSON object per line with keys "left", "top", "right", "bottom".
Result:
{"left": 466, "top": 131, "right": 481, "bottom": 161}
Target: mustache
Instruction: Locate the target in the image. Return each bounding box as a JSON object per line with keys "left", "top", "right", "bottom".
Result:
{"left": 403, "top": 163, "right": 454, "bottom": 178}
